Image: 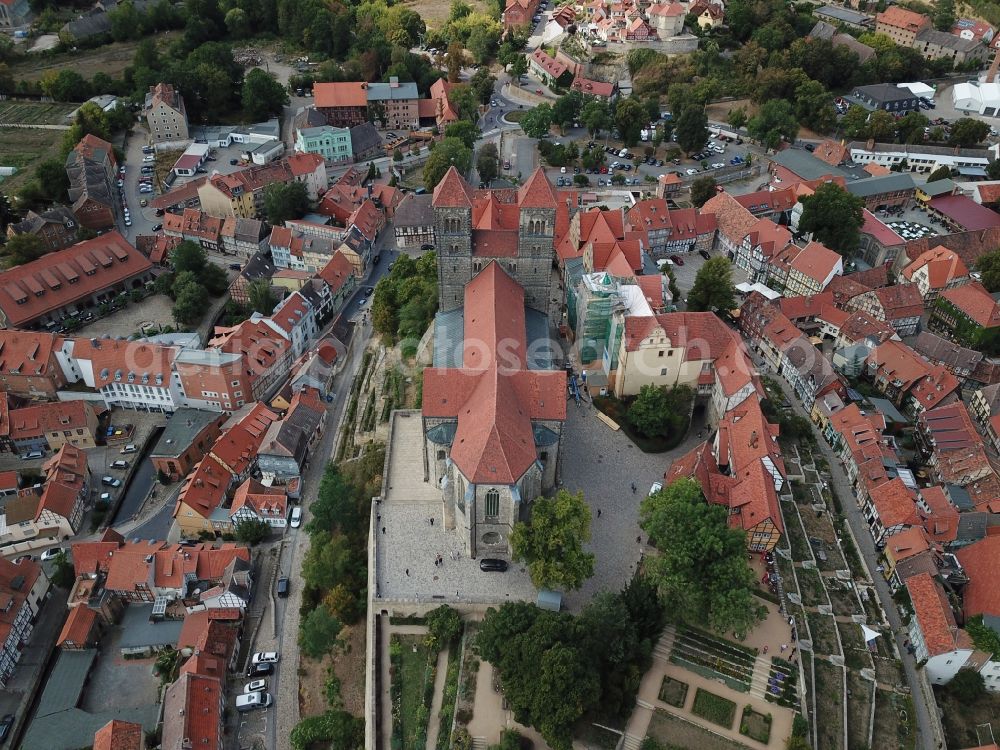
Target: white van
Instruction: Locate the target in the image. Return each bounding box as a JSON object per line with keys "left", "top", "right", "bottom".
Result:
{"left": 289, "top": 507, "right": 302, "bottom": 528}
{"left": 236, "top": 691, "right": 272, "bottom": 712}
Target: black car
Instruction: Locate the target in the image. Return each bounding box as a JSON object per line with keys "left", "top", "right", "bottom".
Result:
{"left": 0, "top": 713, "right": 12, "bottom": 744}
{"left": 804, "top": 143, "right": 815, "bottom": 152}
{"left": 230, "top": 158, "right": 239, "bottom": 165}
{"left": 277, "top": 577, "right": 289, "bottom": 597}
{"left": 420, "top": 243, "right": 435, "bottom": 251}
{"left": 248, "top": 660, "right": 274, "bottom": 677}
{"left": 479, "top": 558, "right": 509, "bottom": 572}
{"left": 151, "top": 223, "right": 163, "bottom": 232}
{"left": 155, "top": 208, "right": 165, "bottom": 216}
{"left": 699, "top": 249, "right": 711, "bottom": 260}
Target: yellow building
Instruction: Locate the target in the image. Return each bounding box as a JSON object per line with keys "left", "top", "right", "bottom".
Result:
{"left": 612, "top": 315, "right": 711, "bottom": 398}
{"left": 8, "top": 401, "right": 100, "bottom": 453}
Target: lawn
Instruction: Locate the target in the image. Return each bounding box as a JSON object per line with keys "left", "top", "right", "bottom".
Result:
{"left": 796, "top": 566, "right": 828, "bottom": 608}
{"left": 0, "top": 127, "right": 65, "bottom": 194}
{"left": 391, "top": 634, "right": 437, "bottom": 750}
{"left": 691, "top": 689, "right": 736, "bottom": 730}
{"left": 846, "top": 672, "right": 873, "bottom": 750}
{"left": 806, "top": 613, "right": 841, "bottom": 657}
{"left": 0, "top": 101, "right": 77, "bottom": 125}
{"left": 658, "top": 676, "right": 689, "bottom": 708}
{"left": 647, "top": 710, "right": 750, "bottom": 750}
{"left": 739, "top": 706, "right": 772, "bottom": 744}
{"left": 505, "top": 109, "right": 527, "bottom": 123}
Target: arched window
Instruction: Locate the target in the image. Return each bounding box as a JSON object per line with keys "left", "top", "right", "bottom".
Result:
{"left": 485, "top": 488, "right": 500, "bottom": 519}
{"left": 436, "top": 450, "right": 446, "bottom": 460}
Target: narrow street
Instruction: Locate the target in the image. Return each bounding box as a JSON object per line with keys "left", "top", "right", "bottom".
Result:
{"left": 766, "top": 370, "right": 939, "bottom": 750}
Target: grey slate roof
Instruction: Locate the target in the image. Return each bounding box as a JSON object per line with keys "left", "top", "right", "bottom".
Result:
{"left": 349, "top": 122, "right": 383, "bottom": 156}
{"left": 852, "top": 83, "right": 916, "bottom": 105}
{"left": 393, "top": 193, "right": 434, "bottom": 228}
{"left": 845, "top": 173, "right": 916, "bottom": 198}
{"left": 916, "top": 27, "right": 984, "bottom": 52}
{"left": 8, "top": 205, "right": 77, "bottom": 236}
{"left": 813, "top": 4, "right": 872, "bottom": 25}
{"left": 118, "top": 604, "right": 185, "bottom": 649}
{"left": 150, "top": 407, "right": 223, "bottom": 459}
{"left": 911, "top": 331, "right": 982, "bottom": 373}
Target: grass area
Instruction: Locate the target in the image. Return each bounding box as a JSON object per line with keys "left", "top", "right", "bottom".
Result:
{"left": 826, "top": 580, "right": 862, "bottom": 617}
{"left": 8, "top": 34, "right": 181, "bottom": 84}
{"left": 691, "top": 689, "right": 737, "bottom": 729}
{"left": 400, "top": 0, "right": 488, "bottom": 26}
{"left": 505, "top": 109, "right": 527, "bottom": 123}
{"left": 0, "top": 126, "right": 65, "bottom": 194}
{"left": 837, "top": 620, "right": 871, "bottom": 671}
{"left": 739, "top": 706, "right": 772, "bottom": 744}
{"left": 872, "top": 689, "right": 915, "bottom": 750}
{"left": 807, "top": 613, "right": 841, "bottom": 657}
{"left": 593, "top": 394, "right": 689, "bottom": 453}
{"left": 391, "top": 634, "right": 437, "bottom": 750}
{"left": 796, "top": 566, "right": 828, "bottom": 608}
{"left": 846, "top": 672, "right": 873, "bottom": 750}
{"left": 646, "top": 710, "right": 752, "bottom": 750}
{"left": 0, "top": 101, "right": 77, "bottom": 125}
{"left": 813, "top": 659, "right": 845, "bottom": 750}
{"left": 658, "top": 676, "right": 689, "bottom": 708}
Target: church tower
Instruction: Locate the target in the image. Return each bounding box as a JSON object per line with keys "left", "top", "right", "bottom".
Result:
{"left": 516, "top": 170, "right": 558, "bottom": 312}
{"left": 432, "top": 167, "right": 474, "bottom": 312}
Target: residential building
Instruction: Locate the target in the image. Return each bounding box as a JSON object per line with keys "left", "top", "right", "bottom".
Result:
{"left": 689, "top": 0, "right": 724, "bottom": 29}
{"left": 350, "top": 122, "right": 384, "bottom": 162}
{"left": 228, "top": 251, "right": 276, "bottom": 306}
{"left": 700, "top": 191, "right": 759, "bottom": 263}
{"left": 393, "top": 193, "right": 434, "bottom": 250}
{"left": 957, "top": 536, "right": 1000, "bottom": 618}
{"left": 270, "top": 225, "right": 341, "bottom": 273}
{"left": 5, "top": 400, "right": 99, "bottom": 454}
{"left": 258, "top": 389, "right": 325, "bottom": 478}
{"left": 625, "top": 199, "right": 715, "bottom": 257}
{"left": 647, "top": 2, "right": 686, "bottom": 36}
{"left": 904, "top": 573, "right": 983, "bottom": 687}
{"left": 294, "top": 124, "right": 353, "bottom": 163}
{"left": 149, "top": 408, "right": 229, "bottom": 481}
{"left": 815, "top": 4, "right": 873, "bottom": 30}
{"left": 366, "top": 77, "right": 420, "bottom": 130}
{"left": 422, "top": 263, "right": 566, "bottom": 557}
{"left": 220, "top": 217, "right": 269, "bottom": 260}
{"left": 230, "top": 478, "right": 288, "bottom": 529}
{"left": 850, "top": 83, "right": 922, "bottom": 113}
{"left": 808, "top": 21, "right": 876, "bottom": 62}
{"left": 93, "top": 720, "right": 144, "bottom": 750}
{"left": 529, "top": 49, "right": 572, "bottom": 87}
{"left": 173, "top": 455, "right": 234, "bottom": 536}
{"left": 502, "top": 0, "right": 541, "bottom": 29}
{"left": 61, "top": 337, "right": 179, "bottom": 412}
{"left": 928, "top": 194, "right": 1000, "bottom": 232}
{"left": 875, "top": 6, "right": 930, "bottom": 47}
{"left": 858, "top": 210, "right": 906, "bottom": 267}
{"left": 915, "top": 178, "right": 957, "bottom": 207}
{"left": 0, "top": 232, "right": 154, "bottom": 330}
{"left": 313, "top": 82, "right": 369, "bottom": 128}
{"left": 911, "top": 331, "right": 983, "bottom": 384}
{"left": 918, "top": 402, "right": 993, "bottom": 486}
{"left": 732, "top": 219, "right": 793, "bottom": 285}
{"left": 163, "top": 208, "right": 224, "bottom": 252}
{"left": 65, "top": 134, "right": 117, "bottom": 231}
{"left": 197, "top": 153, "right": 327, "bottom": 219}
{"left": 952, "top": 18, "right": 995, "bottom": 43}
{"left": 930, "top": 281, "right": 1000, "bottom": 347}
{"left": 846, "top": 284, "right": 923, "bottom": 336}
{"left": 0, "top": 330, "right": 66, "bottom": 398}
{"left": 316, "top": 251, "right": 357, "bottom": 318}
{"left": 266, "top": 291, "right": 318, "bottom": 359}
{"left": 844, "top": 172, "right": 916, "bottom": 209}
{"left": 863, "top": 477, "right": 920, "bottom": 542}
{"left": 144, "top": 83, "right": 189, "bottom": 143}
{"left": 915, "top": 28, "right": 988, "bottom": 64}
{"left": 570, "top": 76, "right": 617, "bottom": 100}
{"left": 6, "top": 205, "right": 79, "bottom": 253}
{"left": 422, "top": 79, "right": 460, "bottom": 129}
{"left": 771, "top": 241, "right": 843, "bottom": 296}
{"left": 900, "top": 246, "right": 970, "bottom": 303}
{"left": 848, "top": 141, "right": 995, "bottom": 176}
{"left": 866, "top": 339, "right": 932, "bottom": 405}
{"left": 0, "top": 558, "right": 49, "bottom": 688}
{"left": 208, "top": 320, "right": 291, "bottom": 401}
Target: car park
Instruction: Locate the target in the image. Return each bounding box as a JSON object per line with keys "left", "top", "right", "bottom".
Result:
{"left": 142, "top": 155, "right": 155, "bottom": 163}
{"left": 479, "top": 558, "right": 509, "bottom": 572}
{"left": 110, "top": 460, "right": 129, "bottom": 469}
{"left": 711, "top": 162, "right": 725, "bottom": 169}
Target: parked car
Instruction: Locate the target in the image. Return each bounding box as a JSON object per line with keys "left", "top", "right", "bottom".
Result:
{"left": 648, "top": 482, "right": 663, "bottom": 496}
{"left": 21, "top": 450, "right": 43, "bottom": 460}
{"left": 152, "top": 223, "right": 163, "bottom": 232}
{"left": 711, "top": 162, "right": 725, "bottom": 169}
{"left": 40, "top": 547, "right": 65, "bottom": 561}
{"left": 247, "top": 661, "right": 274, "bottom": 677}
{"left": 669, "top": 254, "right": 684, "bottom": 266}
{"left": 155, "top": 208, "right": 165, "bottom": 216}
{"left": 236, "top": 692, "right": 272, "bottom": 712}
{"left": 685, "top": 168, "right": 698, "bottom": 175}
{"left": 141, "top": 146, "right": 154, "bottom": 154}
{"left": 277, "top": 577, "right": 289, "bottom": 597}
{"left": 110, "top": 460, "right": 129, "bottom": 469}
{"left": 252, "top": 652, "right": 279, "bottom": 665}
{"left": 13, "top": 555, "right": 34, "bottom": 564}
{"left": 244, "top": 679, "right": 267, "bottom": 693}
{"left": 101, "top": 476, "right": 122, "bottom": 488}
{"left": 699, "top": 249, "right": 711, "bottom": 260}
{"left": 289, "top": 507, "right": 302, "bottom": 528}
{"left": 479, "top": 558, "right": 509, "bottom": 572}
{"left": 142, "top": 155, "right": 155, "bottom": 163}
{"left": 121, "top": 444, "right": 138, "bottom": 454}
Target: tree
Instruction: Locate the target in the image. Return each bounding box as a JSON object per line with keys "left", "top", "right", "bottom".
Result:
{"left": 40, "top": 69, "right": 89, "bottom": 102}
{"left": 234, "top": 517, "right": 271, "bottom": 544}
{"left": 727, "top": 106, "right": 748, "bottom": 130}
{"left": 674, "top": 106, "right": 708, "bottom": 154}
{"left": 170, "top": 240, "right": 207, "bottom": 275}
{"left": 641, "top": 478, "right": 766, "bottom": 634}
{"left": 299, "top": 603, "right": 343, "bottom": 659}
{"left": 34, "top": 158, "right": 70, "bottom": 202}
{"left": 552, "top": 91, "right": 582, "bottom": 135}
{"left": 423, "top": 137, "right": 473, "bottom": 191}
{"left": 747, "top": 99, "right": 798, "bottom": 150}
{"left": 477, "top": 142, "right": 499, "bottom": 184}
{"left": 615, "top": 97, "right": 646, "bottom": 147}
{"left": 392, "top": 147, "right": 403, "bottom": 163}
{"left": 926, "top": 165, "right": 952, "bottom": 182}
{"left": 1, "top": 233, "right": 45, "bottom": 267}
{"left": 687, "top": 256, "right": 736, "bottom": 312}
{"left": 50, "top": 551, "right": 76, "bottom": 588}
{"left": 242, "top": 68, "right": 289, "bottom": 121}
{"left": 798, "top": 182, "right": 864, "bottom": 256}
{"left": 172, "top": 279, "right": 206, "bottom": 325}
{"left": 840, "top": 105, "right": 870, "bottom": 139}
{"left": 61, "top": 102, "right": 111, "bottom": 156}
{"left": 469, "top": 66, "right": 497, "bottom": 104}
{"left": 444, "top": 120, "right": 480, "bottom": 149}
{"left": 950, "top": 117, "right": 991, "bottom": 147}
{"left": 510, "top": 490, "right": 595, "bottom": 591}
{"left": 509, "top": 53, "right": 528, "bottom": 80}
{"left": 934, "top": 0, "right": 955, "bottom": 31}
{"left": 948, "top": 668, "right": 986, "bottom": 702}
{"left": 794, "top": 79, "right": 836, "bottom": 133}
{"left": 446, "top": 41, "right": 465, "bottom": 82}
{"left": 976, "top": 249, "right": 1000, "bottom": 292}
{"left": 243, "top": 278, "right": 274, "bottom": 315}
{"left": 896, "top": 111, "right": 929, "bottom": 144}
{"left": 520, "top": 103, "right": 553, "bottom": 139}
{"left": 263, "top": 181, "right": 311, "bottom": 225}
{"left": 627, "top": 384, "right": 694, "bottom": 439}
{"left": 426, "top": 605, "right": 462, "bottom": 648}
{"left": 690, "top": 176, "right": 717, "bottom": 208}
{"left": 866, "top": 110, "right": 896, "bottom": 141}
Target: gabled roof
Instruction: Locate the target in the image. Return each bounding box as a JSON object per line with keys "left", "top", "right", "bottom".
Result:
{"left": 93, "top": 719, "right": 143, "bottom": 750}
{"left": 901, "top": 245, "right": 969, "bottom": 290}
{"left": 906, "top": 572, "right": 970, "bottom": 656}
{"left": 958, "top": 536, "right": 1000, "bottom": 617}
{"left": 939, "top": 281, "right": 1000, "bottom": 328}
{"left": 313, "top": 81, "right": 368, "bottom": 108}
{"left": 518, "top": 168, "right": 558, "bottom": 208}
{"left": 870, "top": 477, "right": 920, "bottom": 529}
{"left": 432, "top": 166, "right": 474, "bottom": 207}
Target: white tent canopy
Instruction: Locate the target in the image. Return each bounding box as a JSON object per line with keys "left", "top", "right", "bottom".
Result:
{"left": 861, "top": 624, "right": 881, "bottom": 643}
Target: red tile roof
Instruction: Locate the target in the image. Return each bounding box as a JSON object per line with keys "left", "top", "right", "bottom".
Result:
{"left": 700, "top": 192, "right": 758, "bottom": 246}
{"left": 8, "top": 400, "right": 96, "bottom": 441}
{"left": 314, "top": 81, "right": 368, "bottom": 108}
{"left": 0, "top": 232, "right": 152, "bottom": 327}
{"left": 175, "top": 455, "right": 230, "bottom": 519}
{"left": 432, "top": 166, "right": 474, "bottom": 207}
{"left": 909, "top": 365, "right": 960, "bottom": 411}
{"left": 872, "top": 283, "right": 923, "bottom": 322}
{"left": 958, "top": 536, "right": 1000, "bottom": 617}
{"left": 0, "top": 329, "right": 60, "bottom": 380}
{"left": 570, "top": 76, "right": 615, "bottom": 97}
{"left": 885, "top": 526, "right": 931, "bottom": 563}
{"left": 210, "top": 402, "right": 279, "bottom": 476}
{"left": 230, "top": 478, "right": 287, "bottom": 521}
{"left": 58, "top": 605, "right": 97, "bottom": 648}
{"left": 39, "top": 444, "right": 88, "bottom": 520}
{"left": 70, "top": 337, "right": 176, "bottom": 390}
{"left": 733, "top": 186, "right": 797, "bottom": 214}
{"left": 905, "top": 572, "right": 969, "bottom": 656}
{"left": 919, "top": 485, "right": 959, "bottom": 543}
{"left": 788, "top": 241, "right": 842, "bottom": 285}
{"left": 93, "top": 719, "right": 143, "bottom": 750}
{"left": 317, "top": 251, "right": 355, "bottom": 294}
{"left": 422, "top": 263, "right": 565, "bottom": 483}
{"left": 930, "top": 194, "right": 1000, "bottom": 231}
{"left": 877, "top": 5, "right": 929, "bottom": 31}
{"left": 518, "top": 168, "right": 558, "bottom": 208}
{"left": 162, "top": 672, "right": 222, "bottom": 750}
{"left": 939, "top": 281, "right": 1000, "bottom": 328}
{"left": 869, "top": 339, "right": 930, "bottom": 392}
{"left": 901, "top": 245, "right": 969, "bottom": 290}
{"left": 529, "top": 48, "right": 569, "bottom": 79}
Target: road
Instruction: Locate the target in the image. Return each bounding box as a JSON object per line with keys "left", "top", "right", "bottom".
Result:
{"left": 763, "top": 366, "right": 939, "bottom": 750}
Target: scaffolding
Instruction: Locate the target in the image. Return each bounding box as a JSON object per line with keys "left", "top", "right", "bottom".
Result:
{"left": 575, "top": 272, "right": 628, "bottom": 366}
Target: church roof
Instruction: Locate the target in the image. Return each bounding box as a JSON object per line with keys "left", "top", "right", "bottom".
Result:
{"left": 517, "top": 168, "right": 558, "bottom": 208}
{"left": 422, "top": 263, "right": 566, "bottom": 484}
{"left": 432, "top": 166, "right": 474, "bottom": 207}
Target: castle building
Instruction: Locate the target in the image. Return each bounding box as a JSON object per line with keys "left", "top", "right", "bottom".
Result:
{"left": 421, "top": 262, "right": 566, "bottom": 558}
{"left": 432, "top": 167, "right": 558, "bottom": 313}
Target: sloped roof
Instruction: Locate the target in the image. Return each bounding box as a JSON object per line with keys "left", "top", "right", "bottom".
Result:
{"left": 940, "top": 281, "right": 1000, "bottom": 328}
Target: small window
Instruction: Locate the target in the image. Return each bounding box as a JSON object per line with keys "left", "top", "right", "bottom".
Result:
{"left": 437, "top": 450, "right": 446, "bottom": 460}
{"left": 658, "top": 351, "right": 664, "bottom": 357}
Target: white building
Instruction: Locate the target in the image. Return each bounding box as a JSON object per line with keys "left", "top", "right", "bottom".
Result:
{"left": 848, "top": 140, "right": 998, "bottom": 174}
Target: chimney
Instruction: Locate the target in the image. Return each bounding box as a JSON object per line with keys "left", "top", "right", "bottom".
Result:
{"left": 988, "top": 50, "right": 1000, "bottom": 83}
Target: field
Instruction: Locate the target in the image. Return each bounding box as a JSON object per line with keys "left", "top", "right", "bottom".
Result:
{"left": 400, "top": 0, "right": 489, "bottom": 26}
{"left": 8, "top": 33, "right": 180, "bottom": 85}
{"left": 0, "top": 101, "right": 76, "bottom": 125}
{"left": 0, "top": 127, "right": 65, "bottom": 193}
{"left": 646, "top": 710, "right": 751, "bottom": 750}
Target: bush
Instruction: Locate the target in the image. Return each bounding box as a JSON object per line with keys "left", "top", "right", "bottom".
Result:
{"left": 452, "top": 728, "right": 473, "bottom": 750}
{"left": 290, "top": 710, "right": 363, "bottom": 750}
{"left": 426, "top": 605, "right": 462, "bottom": 648}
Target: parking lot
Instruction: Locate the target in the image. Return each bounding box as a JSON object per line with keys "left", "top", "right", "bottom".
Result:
{"left": 72, "top": 293, "right": 177, "bottom": 339}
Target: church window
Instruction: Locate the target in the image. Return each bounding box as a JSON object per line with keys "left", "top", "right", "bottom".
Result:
{"left": 437, "top": 450, "right": 446, "bottom": 460}
{"left": 485, "top": 489, "right": 500, "bottom": 519}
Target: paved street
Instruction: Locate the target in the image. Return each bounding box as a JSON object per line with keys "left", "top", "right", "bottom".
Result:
{"left": 763, "top": 366, "right": 938, "bottom": 750}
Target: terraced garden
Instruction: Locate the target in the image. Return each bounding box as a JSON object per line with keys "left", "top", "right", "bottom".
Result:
{"left": 0, "top": 101, "right": 76, "bottom": 125}
{"left": 670, "top": 626, "right": 758, "bottom": 692}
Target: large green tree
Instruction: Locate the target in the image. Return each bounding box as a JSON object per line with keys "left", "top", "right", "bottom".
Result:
{"left": 444, "top": 120, "right": 480, "bottom": 149}
{"left": 686, "top": 256, "right": 736, "bottom": 312}
{"left": 690, "top": 176, "right": 716, "bottom": 208}
{"left": 615, "top": 97, "right": 647, "bottom": 147}
{"left": 476, "top": 142, "right": 500, "bottom": 184}
{"left": 673, "top": 106, "right": 708, "bottom": 155}
{"left": 798, "top": 182, "right": 864, "bottom": 256}
{"left": 552, "top": 91, "right": 583, "bottom": 135}
{"left": 298, "top": 603, "right": 343, "bottom": 658}
{"left": 640, "top": 478, "right": 766, "bottom": 634}
{"left": 423, "top": 137, "right": 473, "bottom": 191}
{"left": 1, "top": 233, "right": 45, "bottom": 267}
{"left": 976, "top": 249, "right": 1000, "bottom": 292}
{"left": 747, "top": 99, "right": 798, "bottom": 150}
{"left": 950, "top": 117, "right": 991, "bottom": 147}
{"left": 520, "top": 104, "right": 553, "bottom": 139}
{"left": 263, "top": 181, "right": 311, "bottom": 225}
{"left": 627, "top": 384, "right": 693, "bottom": 440}
{"left": 510, "top": 490, "right": 595, "bottom": 591}
{"left": 580, "top": 99, "right": 612, "bottom": 138}
{"left": 242, "top": 68, "right": 289, "bottom": 120}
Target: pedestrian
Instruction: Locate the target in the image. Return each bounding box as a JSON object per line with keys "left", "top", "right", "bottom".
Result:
{"left": 636, "top": 535, "right": 642, "bottom": 544}
{"left": 382, "top": 526, "right": 386, "bottom": 534}
{"left": 763, "top": 645, "right": 768, "bottom": 654}
{"left": 430, "top": 517, "right": 434, "bottom": 526}
{"left": 597, "top": 508, "right": 602, "bottom": 518}
{"left": 780, "top": 643, "right": 787, "bottom": 652}
{"left": 631, "top": 482, "right": 637, "bottom": 494}
{"left": 405, "top": 568, "right": 410, "bottom": 576}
